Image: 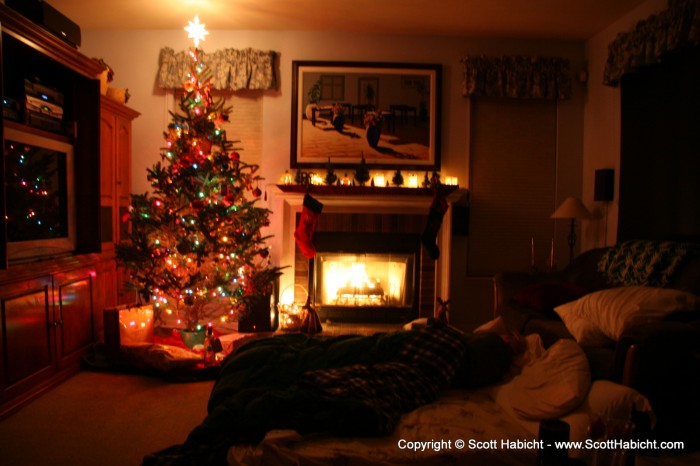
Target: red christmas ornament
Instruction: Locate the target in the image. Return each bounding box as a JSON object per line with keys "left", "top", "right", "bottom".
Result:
{"left": 198, "top": 139, "right": 212, "bottom": 154}
{"left": 230, "top": 151, "right": 240, "bottom": 161}
{"left": 179, "top": 153, "right": 193, "bottom": 168}
{"left": 259, "top": 249, "right": 269, "bottom": 259}
{"left": 191, "top": 199, "right": 204, "bottom": 210}
{"left": 223, "top": 194, "right": 235, "bottom": 206}
{"left": 252, "top": 187, "right": 262, "bottom": 198}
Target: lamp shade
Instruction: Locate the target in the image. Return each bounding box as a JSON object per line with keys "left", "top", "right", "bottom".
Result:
{"left": 551, "top": 197, "right": 591, "bottom": 219}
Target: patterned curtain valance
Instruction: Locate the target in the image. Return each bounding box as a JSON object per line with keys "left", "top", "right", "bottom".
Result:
{"left": 460, "top": 55, "right": 572, "bottom": 100}
{"left": 157, "top": 47, "right": 278, "bottom": 91}
{"left": 604, "top": 0, "right": 700, "bottom": 87}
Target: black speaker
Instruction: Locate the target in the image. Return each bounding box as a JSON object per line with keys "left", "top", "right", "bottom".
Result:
{"left": 6, "top": 0, "right": 82, "bottom": 47}
{"left": 594, "top": 169, "right": 614, "bottom": 201}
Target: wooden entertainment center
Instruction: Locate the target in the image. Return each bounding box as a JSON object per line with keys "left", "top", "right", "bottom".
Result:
{"left": 0, "top": 5, "right": 137, "bottom": 417}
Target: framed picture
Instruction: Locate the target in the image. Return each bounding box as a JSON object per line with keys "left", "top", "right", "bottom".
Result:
{"left": 291, "top": 61, "right": 442, "bottom": 169}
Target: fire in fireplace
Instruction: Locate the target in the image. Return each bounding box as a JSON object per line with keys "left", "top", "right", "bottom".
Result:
{"left": 311, "top": 233, "right": 420, "bottom": 323}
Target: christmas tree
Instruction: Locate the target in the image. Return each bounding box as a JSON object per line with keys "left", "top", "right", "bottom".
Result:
{"left": 117, "top": 21, "right": 282, "bottom": 331}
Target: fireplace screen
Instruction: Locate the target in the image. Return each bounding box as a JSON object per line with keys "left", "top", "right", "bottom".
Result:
{"left": 314, "top": 252, "right": 415, "bottom": 309}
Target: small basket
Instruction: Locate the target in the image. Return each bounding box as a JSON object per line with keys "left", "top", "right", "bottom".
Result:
{"left": 277, "top": 284, "right": 308, "bottom": 332}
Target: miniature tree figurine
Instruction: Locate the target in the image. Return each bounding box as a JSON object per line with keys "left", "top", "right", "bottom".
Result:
{"left": 392, "top": 169, "right": 404, "bottom": 187}
{"left": 324, "top": 158, "right": 338, "bottom": 185}
{"left": 354, "top": 153, "right": 370, "bottom": 186}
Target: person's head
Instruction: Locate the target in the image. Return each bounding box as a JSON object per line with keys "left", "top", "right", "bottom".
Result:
{"left": 500, "top": 331, "right": 527, "bottom": 356}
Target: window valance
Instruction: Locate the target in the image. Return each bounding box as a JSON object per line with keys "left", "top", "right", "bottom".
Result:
{"left": 157, "top": 47, "right": 278, "bottom": 91}
{"left": 604, "top": 0, "right": 699, "bottom": 86}
{"left": 460, "top": 55, "right": 572, "bottom": 100}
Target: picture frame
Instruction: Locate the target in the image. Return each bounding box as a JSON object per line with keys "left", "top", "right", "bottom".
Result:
{"left": 290, "top": 61, "right": 442, "bottom": 169}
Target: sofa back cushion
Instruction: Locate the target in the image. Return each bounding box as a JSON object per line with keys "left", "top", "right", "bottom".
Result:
{"left": 513, "top": 282, "right": 588, "bottom": 318}
{"left": 667, "top": 254, "right": 700, "bottom": 296}
{"left": 562, "top": 247, "right": 611, "bottom": 291}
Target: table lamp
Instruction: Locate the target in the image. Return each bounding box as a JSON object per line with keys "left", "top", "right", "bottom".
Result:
{"left": 551, "top": 197, "right": 591, "bottom": 263}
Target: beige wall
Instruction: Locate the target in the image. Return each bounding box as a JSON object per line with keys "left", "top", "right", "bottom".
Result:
{"left": 80, "top": 29, "right": 588, "bottom": 330}
{"left": 581, "top": 0, "right": 667, "bottom": 250}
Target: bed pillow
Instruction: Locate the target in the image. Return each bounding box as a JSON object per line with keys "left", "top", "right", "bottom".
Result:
{"left": 553, "top": 300, "right": 614, "bottom": 346}
{"left": 559, "top": 380, "right": 655, "bottom": 461}
{"left": 473, "top": 316, "right": 509, "bottom": 334}
{"left": 500, "top": 339, "right": 591, "bottom": 420}
{"left": 582, "top": 380, "right": 655, "bottom": 425}
{"left": 403, "top": 317, "right": 430, "bottom": 330}
{"left": 514, "top": 282, "right": 588, "bottom": 317}
{"left": 556, "top": 286, "right": 700, "bottom": 342}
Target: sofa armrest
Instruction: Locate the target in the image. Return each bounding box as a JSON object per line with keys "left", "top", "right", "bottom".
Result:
{"left": 617, "top": 320, "right": 700, "bottom": 444}
{"left": 493, "top": 271, "right": 559, "bottom": 317}
{"left": 617, "top": 320, "right": 700, "bottom": 387}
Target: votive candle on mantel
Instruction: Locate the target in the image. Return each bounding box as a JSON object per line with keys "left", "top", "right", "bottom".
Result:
{"left": 444, "top": 176, "right": 459, "bottom": 186}
{"left": 281, "top": 170, "right": 293, "bottom": 185}
{"left": 408, "top": 173, "right": 419, "bottom": 188}
{"left": 374, "top": 173, "right": 385, "bottom": 187}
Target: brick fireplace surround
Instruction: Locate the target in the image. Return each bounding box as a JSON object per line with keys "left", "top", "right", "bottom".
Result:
{"left": 267, "top": 185, "right": 466, "bottom": 321}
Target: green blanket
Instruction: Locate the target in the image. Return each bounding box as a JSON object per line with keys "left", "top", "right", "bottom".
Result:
{"left": 142, "top": 321, "right": 511, "bottom": 466}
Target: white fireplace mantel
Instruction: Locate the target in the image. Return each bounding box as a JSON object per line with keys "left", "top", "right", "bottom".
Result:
{"left": 266, "top": 185, "right": 467, "bottom": 316}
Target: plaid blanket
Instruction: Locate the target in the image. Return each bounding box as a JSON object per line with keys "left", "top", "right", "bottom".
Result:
{"left": 597, "top": 240, "right": 697, "bottom": 287}
{"left": 300, "top": 322, "right": 467, "bottom": 434}
{"left": 143, "top": 321, "right": 508, "bottom": 466}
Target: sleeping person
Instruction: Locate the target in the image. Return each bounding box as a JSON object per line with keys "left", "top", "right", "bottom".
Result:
{"left": 143, "top": 319, "right": 522, "bottom": 466}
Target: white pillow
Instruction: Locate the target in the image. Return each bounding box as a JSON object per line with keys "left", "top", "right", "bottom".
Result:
{"left": 499, "top": 339, "right": 591, "bottom": 420}
{"left": 553, "top": 301, "right": 613, "bottom": 346}
{"left": 581, "top": 380, "right": 655, "bottom": 426}
{"left": 556, "top": 286, "right": 700, "bottom": 342}
{"left": 473, "top": 316, "right": 509, "bottom": 334}
{"left": 556, "top": 380, "right": 655, "bottom": 461}
{"left": 402, "top": 317, "right": 430, "bottom": 330}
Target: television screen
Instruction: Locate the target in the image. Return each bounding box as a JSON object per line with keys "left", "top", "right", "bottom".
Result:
{"left": 4, "top": 127, "right": 75, "bottom": 263}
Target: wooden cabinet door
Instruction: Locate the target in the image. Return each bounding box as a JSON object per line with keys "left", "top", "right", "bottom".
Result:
{"left": 100, "top": 97, "right": 139, "bottom": 305}
{"left": 0, "top": 276, "right": 54, "bottom": 406}
{"left": 116, "top": 115, "right": 132, "bottom": 244}
{"left": 100, "top": 110, "right": 117, "bottom": 248}
{"left": 53, "top": 268, "right": 94, "bottom": 370}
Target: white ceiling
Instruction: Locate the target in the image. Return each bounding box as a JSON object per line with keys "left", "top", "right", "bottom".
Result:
{"left": 47, "top": 0, "right": 648, "bottom": 41}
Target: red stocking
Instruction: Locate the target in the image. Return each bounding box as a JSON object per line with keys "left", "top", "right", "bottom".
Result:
{"left": 421, "top": 187, "right": 448, "bottom": 260}
{"left": 294, "top": 193, "right": 324, "bottom": 259}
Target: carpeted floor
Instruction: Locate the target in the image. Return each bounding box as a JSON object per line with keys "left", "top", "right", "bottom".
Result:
{"left": 0, "top": 370, "right": 214, "bottom": 466}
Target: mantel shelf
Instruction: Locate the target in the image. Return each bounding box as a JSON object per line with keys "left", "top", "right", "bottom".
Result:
{"left": 274, "top": 184, "right": 460, "bottom": 197}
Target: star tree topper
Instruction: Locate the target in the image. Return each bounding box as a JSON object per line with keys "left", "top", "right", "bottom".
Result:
{"left": 185, "top": 14, "right": 209, "bottom": 47}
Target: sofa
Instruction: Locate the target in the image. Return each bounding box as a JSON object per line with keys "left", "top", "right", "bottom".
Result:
{"left": 494, "top": 240, "right": 700, "bottom": 447}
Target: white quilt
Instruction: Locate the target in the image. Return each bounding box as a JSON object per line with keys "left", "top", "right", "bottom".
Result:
{"left": 227, "top": 387, "right": 537, "bottom": 466}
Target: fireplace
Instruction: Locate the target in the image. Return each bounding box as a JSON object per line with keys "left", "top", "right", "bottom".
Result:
{"left": 310, "top": 233, "right": 420, "bottom": 323}
{"left": 267, "top": 185, "right": 465, "bottom": 325}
